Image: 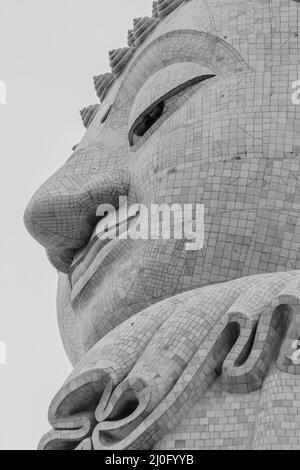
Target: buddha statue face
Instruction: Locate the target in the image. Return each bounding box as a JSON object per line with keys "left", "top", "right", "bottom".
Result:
{"left": 25, "top": 0, "right": 300, "bottom": 366}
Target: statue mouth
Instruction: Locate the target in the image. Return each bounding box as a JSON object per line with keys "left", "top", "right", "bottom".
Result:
{"left": 69, "top": 233, "right": 112, "bottom": 289}
{"left": 69, "top": 210, "right": 139, "bottom": 303}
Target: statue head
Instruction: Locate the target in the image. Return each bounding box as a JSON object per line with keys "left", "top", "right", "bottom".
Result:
{"left": 25, "top": 0, "right": 300, "bottom": 366}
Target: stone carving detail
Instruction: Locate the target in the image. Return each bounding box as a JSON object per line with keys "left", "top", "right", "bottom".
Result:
{"left": 75, "top": 439, "right": 93, "bottom": 451}
{"left": 89, "top": 0, "right": 189, "bottom": 104}
{"left": 156, "top": 0, "right": 185, "bottom": 18}
{"left": 132, "top": 17, "right": 159, "bottom": 46}
{"left": 38, "top": 273, "right": 300, "bottom": 451}
{"left": 109, "top": 48, "right": 136, "bottom": 77}
{"left": 127, "top": 30, "right": 136, "bottom": 47}
{"left": 79, "top": 104, "right": 99, "bottom": 128}
{"left": 152, "top": 1, "right": 159, "bottom": 18}
{"left": 93, "top": 73, "right": 115, "bottom": 102}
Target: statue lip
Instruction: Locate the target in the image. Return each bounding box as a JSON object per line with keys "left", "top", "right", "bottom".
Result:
{"left": 69, "top": 212, "right": 139, "bottom": 304}
{"left": 69, "top": 235, "right": 113, "bottom": 295}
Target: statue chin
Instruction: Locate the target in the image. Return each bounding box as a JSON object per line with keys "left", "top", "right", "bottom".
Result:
{"left": 39, "top": 271, "right": 300, "bottom": 450}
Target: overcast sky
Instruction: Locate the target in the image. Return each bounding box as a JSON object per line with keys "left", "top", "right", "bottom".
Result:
{"left": 0, "top": 0, "right": 151, "bottom": 450}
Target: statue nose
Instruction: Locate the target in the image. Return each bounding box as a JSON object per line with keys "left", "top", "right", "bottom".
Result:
{"left": 24, "top": 169, "right": 130, "bottom": 273}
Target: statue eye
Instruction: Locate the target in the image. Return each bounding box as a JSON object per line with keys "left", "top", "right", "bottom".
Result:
{"left": 129, "top": 74, "right": 215, "bottom": 148}
{"left": 132, "top": 101, "right": 165, "bottom": 138}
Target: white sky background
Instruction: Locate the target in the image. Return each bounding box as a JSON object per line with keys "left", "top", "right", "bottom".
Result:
{"left": 0, "top": 0, "right": 151, "bottom": 450}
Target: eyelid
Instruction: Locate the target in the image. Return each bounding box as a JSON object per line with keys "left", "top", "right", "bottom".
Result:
{"left": 128, "top": 62, "right": 215, "bottom": 127}
{"left": 129, "top": 74, "right": 215, "bottom": 147}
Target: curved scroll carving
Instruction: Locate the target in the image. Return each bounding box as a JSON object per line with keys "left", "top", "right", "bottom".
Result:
{"left": 39, "top": 413, "right": 96, "bottom": 451}
{"left": 75, "top": 438, "right": 93, "bottom": 451}
{"left": 222, "top": 306, "right": 292, "bottom": 393}
{"left": 39, "top": 272, "right": 300, "bottom": 451}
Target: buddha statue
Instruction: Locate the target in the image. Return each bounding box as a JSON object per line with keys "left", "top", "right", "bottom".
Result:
{"left": 24, "top": 0, "right": 300, "bottom": 450}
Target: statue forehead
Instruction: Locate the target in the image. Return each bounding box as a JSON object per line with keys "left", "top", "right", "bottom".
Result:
{"left": 94, "top": 0, "right": 300, "bottom": 102}
{"left": 145, "top": 0, "right": 299, "bottom": 44}
{"left": 79, "top": 0, "right": 300, "bottom": 144}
